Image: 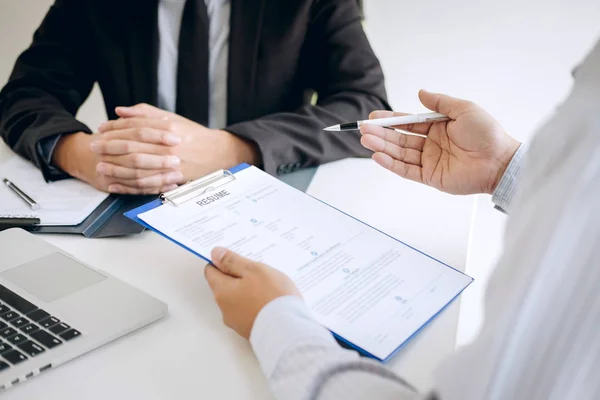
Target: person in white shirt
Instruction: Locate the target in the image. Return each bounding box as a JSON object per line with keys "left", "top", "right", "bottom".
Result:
{"left": 203, "top": 39, "right": 600, "bottom": 399}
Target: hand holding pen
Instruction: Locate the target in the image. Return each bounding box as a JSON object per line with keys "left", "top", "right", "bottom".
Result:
{"left": 355, "top": 90, "right": 521, "bottom": 196}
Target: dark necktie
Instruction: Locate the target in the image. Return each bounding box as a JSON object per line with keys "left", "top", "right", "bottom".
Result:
{"left": 176, "top": 0, "right": 210, "bottom": 126}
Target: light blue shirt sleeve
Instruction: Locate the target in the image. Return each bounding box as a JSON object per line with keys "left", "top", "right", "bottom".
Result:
{"left": 491, "top": 143, "right": 527, "bottom": 214}
{"left": 36, "top": 134, "right": 70, "bottom": 180}
{"left": 250, "top": 296, "right": 422, "bottom": 400}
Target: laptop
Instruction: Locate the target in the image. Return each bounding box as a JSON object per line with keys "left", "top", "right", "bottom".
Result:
{"left": 0, "top": 228, "right": 167, "bottom": 391}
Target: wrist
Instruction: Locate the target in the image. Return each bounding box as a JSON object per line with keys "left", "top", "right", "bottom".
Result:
{"left": 490, "top": 138, "right": 521, "bottom": 194}
{"left": 222, "top": 130, "right": 262, "bottom": 167}
{"left": 52, "top": 132, "right": 93, "bottom": 180}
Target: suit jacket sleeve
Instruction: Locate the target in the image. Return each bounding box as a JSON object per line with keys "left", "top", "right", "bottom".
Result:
{"left": 225, "top": 0, "right": 391, "bottom": 176}
{"left": 0, "top": 0, "right": 95, "bottom": 181}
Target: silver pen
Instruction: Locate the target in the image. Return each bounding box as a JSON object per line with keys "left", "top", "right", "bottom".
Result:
{"left": 2, "top": 178, "right": 40, "bottom": 210}
{"left": 323, "top": 112, "right": 450, "bottom": 132}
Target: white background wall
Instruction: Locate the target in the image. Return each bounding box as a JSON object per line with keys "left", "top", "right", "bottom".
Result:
{"left": 1, "top": 0, "right": 600, "bottom": 348}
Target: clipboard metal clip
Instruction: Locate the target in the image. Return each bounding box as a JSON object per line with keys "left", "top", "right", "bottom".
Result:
{"left": 159, "top": 169, "right": 236, "bottom": 206}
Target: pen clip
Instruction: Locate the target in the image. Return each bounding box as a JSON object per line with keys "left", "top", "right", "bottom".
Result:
{"left": 424, "top": 116, "right": 451, "bottom": 122}
{"left": 382, "top": 127, "right": 428, "bottom": 138}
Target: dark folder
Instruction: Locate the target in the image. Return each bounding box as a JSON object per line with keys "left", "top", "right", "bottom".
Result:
{"left": 0, "top": 195, "right": 152, "bottom": 238}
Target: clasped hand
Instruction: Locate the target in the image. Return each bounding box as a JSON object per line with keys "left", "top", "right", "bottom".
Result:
{"left": 88, "top": 104, "right": 257, "bottom": 194}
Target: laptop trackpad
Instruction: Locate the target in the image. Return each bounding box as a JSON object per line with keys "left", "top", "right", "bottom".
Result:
{"left": 1, "top": 253, "right": 107, "bottom": 303}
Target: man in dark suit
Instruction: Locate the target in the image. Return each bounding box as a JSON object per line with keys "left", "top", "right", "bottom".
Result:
{"left": 0, "top": 0, "right": 389, "bottom": 194}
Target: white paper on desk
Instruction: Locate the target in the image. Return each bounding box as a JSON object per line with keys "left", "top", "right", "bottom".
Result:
{"left": 139, "top": 166, "right": 472, "bottom": 360}
{"left": 0, "top": 156, "right": 109, "bottom": 225}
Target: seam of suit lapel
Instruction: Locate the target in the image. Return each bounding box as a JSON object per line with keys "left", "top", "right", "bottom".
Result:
{"left": 124, "top": 4, "right": 136, "bottom": 106}
{"left": 248, "top": 0, "right": 266, "bottom": 119}
{"left": 227, "top": 0, "right": 266, "bottom": 124}
{"left": 150, "top": 1, "right": 160, "bottom": 105}
{"left": 126, "top": 0, "right": 159, "bottom": 106}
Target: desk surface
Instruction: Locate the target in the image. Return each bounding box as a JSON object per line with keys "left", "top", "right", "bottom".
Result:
{"left": 0, "top": 144, "right": 474, "bottom": 399}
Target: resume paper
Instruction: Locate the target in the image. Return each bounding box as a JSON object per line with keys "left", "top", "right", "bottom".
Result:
{"left": 138, "top": 166, "right": 472, "bottom": 360}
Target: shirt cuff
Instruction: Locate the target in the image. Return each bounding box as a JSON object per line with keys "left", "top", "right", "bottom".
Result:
{"left": 250, "top": 295, "right": 338, "bottom": 379}
{"left": 37, "top": 134, "right": 71, "bottom": 181}
{"left": 491, "top": 143, "right": 527, "bottom": 214}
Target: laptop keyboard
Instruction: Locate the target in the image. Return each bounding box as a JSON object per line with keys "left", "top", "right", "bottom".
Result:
{"left": 0, "top": 284, "right": 81, "bottom": 372}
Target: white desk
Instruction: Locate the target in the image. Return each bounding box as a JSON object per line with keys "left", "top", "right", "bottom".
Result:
{"left": 0, "top": 144, "right": 475, "bottom": 399}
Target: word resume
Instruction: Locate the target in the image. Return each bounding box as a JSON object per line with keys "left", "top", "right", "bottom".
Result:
{"left": 137, "top": 166, "right": 472, "bottom": 360}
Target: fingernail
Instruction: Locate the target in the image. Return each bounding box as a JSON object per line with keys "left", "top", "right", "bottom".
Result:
{"left": 98, "top": 122, "right": 107, "bottom": 132}
{"left": 96, "top": 163, "right": 107, "bottom": 174}
{"left": 212, "top": 247, "right": 227, "bottom": 263}
{"left": 165, "top": 135, "right": 182, "bottom": 145}
{"left": 168, "top": 156, "right": 181, "bottom": 167}
{"left": 89, "top": 142, "right": 99, "bottom": 152}
{"left": 107, "top": 185, "right": 119, "bottom": 193}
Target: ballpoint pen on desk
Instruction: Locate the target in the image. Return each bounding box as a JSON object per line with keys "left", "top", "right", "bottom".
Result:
{"left": 323, "top": 112, "right": 450, "bottom": 133}
{"left": 2, "top": 178, "right": 40, "bottom": 210}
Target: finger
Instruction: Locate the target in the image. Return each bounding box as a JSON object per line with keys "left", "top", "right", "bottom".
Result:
{"left": 90, "top": 139, "right": 179, "bottom": 156}
{"left": 361, "top": 135, "right": 422, "bottom": 166}
{"left": 372, "top": 153, "right": 424, "bottom": 184}
{"left": 204, "top": 264, "right": 236, "bottom": 293}
{"left": 100, "top": 169, "right": 183, "bottom": 188}
{"left": 115, "top": 103, "right": 182, "bottom": 120}
{"left": 98, "top": 118, "right": 174, "bottom": 134}
{"left": 211, "top": 247, "right": 255, "bottom": 278}
{"left": 360, "top": 124, "right": 425, "bottom": 150}
{"left": 115, "top": 103, "right": 166, "bottom": 118}
{"left": 96, "top": 128, "right": 181, "bottom": 145}
{"left": 106, "top": 183, "right": 178, "bottom": 195}
{"left": 369, "top": 110, "right": 408, "bottom": 120}
{"left": 96, "top": 162, "right": 174, "bottom": 179}
{"left": 368, "top": 110, "right": 432, "bottom": 135}
{"left": 418, "top": 90, "right": 473, "bottom": 120}
{"left": 119, "top": 171, "right": 182, "bottom": 188}
{"left": 101, "top": 153, "right": 181, "bottom": 170}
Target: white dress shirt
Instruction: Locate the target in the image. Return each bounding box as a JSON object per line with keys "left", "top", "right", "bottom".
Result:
{"left": 157, "top": 0, "right": 229, "bottom": 129}
{"left": 249, "top": 39, "right": 600, "bottom": 400}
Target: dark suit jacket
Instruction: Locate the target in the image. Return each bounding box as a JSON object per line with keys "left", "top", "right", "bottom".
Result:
{"left": 0, "top": 0, "right": 389, "bottom": 180}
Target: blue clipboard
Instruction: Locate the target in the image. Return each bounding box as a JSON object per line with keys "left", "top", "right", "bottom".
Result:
{"left": 124, "top": 163, "right": 473, "bottom": 362}
{"left": 124, "top": 163, "right": 250, "bottom": 264}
